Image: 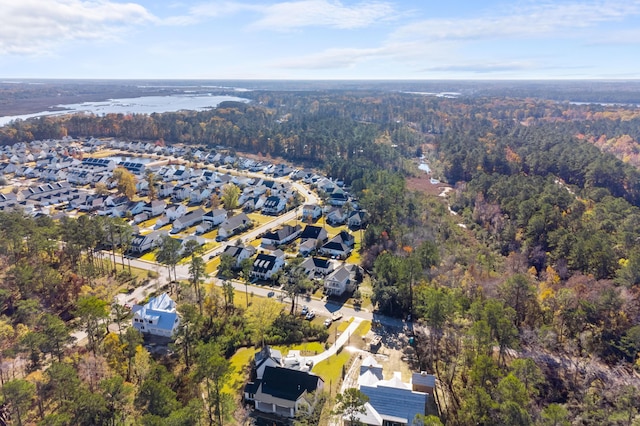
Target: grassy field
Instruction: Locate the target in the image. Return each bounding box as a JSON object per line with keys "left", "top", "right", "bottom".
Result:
{"left": 354, "top": 320, "right": 372, "bottom": 338}
{"left": 205, "top": 256, "right": 221, "bottom": 275}
{"left": 225, "top": 347, "right": 255, "bottom": 394}
{"left": 140, "top": 250, "right": 157, "bottom": 262}
{"left": 273, "top": 341, "right": 325, "bottom": 357}
{"left": 337, "top": 317, "right": 354, "bottom": 333}
{"left": 247, "top": 212, "right": 275, "bottom": 227}
{"left": 312, "top": 350, "right": 353, "bottom": 396}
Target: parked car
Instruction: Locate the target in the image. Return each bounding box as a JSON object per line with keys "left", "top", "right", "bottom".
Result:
{"left": 301, "top": 305, "right": 309, "bottom": 316}
{"left": 267, "top": 291, "right": 275, "bottom": 298}
{"left": 323, "top": 318, "right": 332, "bottom": 328}
{"left": 305, "top": 310, "right": 315, "bottom": 320}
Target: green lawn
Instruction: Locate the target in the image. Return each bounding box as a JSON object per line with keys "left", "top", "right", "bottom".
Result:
{"left": 337, "top": 317, "right": 354, "bottom": 333}
{"left": 247, "top": 212, "right": 275, "bottom": 227}
{"left": 354, "top": 320, "right": 372, "bottom": 337}
{"left": 205, "top": 257, "right": 221, "bottom": 275}
{"left": 225, "top": 347, "right": 255, "bottom": 393}
{"left": 273, "top": 342, "right": 325, "bottom": 357}
{"left": 312, "top": 350, "right": 352, "bottom": 396}
{"left": 201, "top": 228, "right": 218, "bottom": 240}
{"left": 140, "top": 250, "right": 158, "bottom": 262}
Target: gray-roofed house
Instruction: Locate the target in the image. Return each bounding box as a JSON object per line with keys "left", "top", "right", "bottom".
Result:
{"left": 320, "top": 240, "right": 350, "bottom": 260}
{"left": 248, "top": 366, "right": 324, "bottom": 418}
{"left": 171, "top": 208, "right": 206, "bottom": 233}
{"left": 202, "top": 208, "right": 227, "bottom": 226}
{"left": 323, "top": 264, "right": 356, "bottom": 296}
{"left": 302, "top": 204, "right": 322, "bottom": 221}
{"left": 351, "top": 355, "right": 429, "bottom": 426}
{"left": 300, "top": 257, "right": 335, "bottom": 279}
{"left": 222, "top": 244, "right": 257, "bottom": 268}
{"left": 299, "top": 225, "right": 328, "bottom": 243}
{"left": 261, "top": 224, "right": 302, "bottom": 248}
{"left": 131, "top": 293, "right": 180, "bottom": 338}
{"left": 130, "top": 230, "right": 166, "bottom": 254}
{"left": 218, "top": 213, "right": 252, "bottom": 241}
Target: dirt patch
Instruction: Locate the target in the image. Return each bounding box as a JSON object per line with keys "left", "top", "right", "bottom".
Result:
{"left": 406, "top": 175, "right": 451, "bottom": 197}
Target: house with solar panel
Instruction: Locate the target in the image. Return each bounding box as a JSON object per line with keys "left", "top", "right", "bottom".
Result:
{"left": 250, "top": 250, "right": 285, "bottom": 281}
{"left": 117, "top": 160, "right": 146, "bottom": 176}
{"left": 131, "top": 293, "right": 180, "bottom": 338}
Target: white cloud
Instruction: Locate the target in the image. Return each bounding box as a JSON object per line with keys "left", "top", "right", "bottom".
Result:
{"left": 250, "top": 0, "right": 395, "bottom": 31}
{"left": 272, "top": 0, "right": 640, "bottom": 74}
{"left": 392, "top": 0, "right": 640, "bottom": 42}
{"left": 167, "top": 0, "right": 395, "bottom": 30}
{"left": 0, "top": 0, "right": 155, "bottom": 55}
{"left": 273, "top": 46, "right": 385, "bottom": 69}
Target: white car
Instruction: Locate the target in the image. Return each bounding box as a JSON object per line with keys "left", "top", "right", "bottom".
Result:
{"left": 305, "top": 310, "right": 315, "bottom": 320}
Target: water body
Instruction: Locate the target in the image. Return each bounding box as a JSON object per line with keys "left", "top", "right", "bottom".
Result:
{"left": 0, "top": 94, "right": 249, "bottom": 126}
{"left": 108, "top": 156, "right": 154, "bottom": 164}
{"left": 418, "top": 163, "right": 431, "bottom": 173}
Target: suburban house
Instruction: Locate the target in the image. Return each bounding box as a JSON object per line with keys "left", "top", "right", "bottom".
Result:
{"left": 171, "top": 208, "right": 206, "bottom": 233}
{"left": 251, "top": 346, "right": 284, "bottom": 381}
{"left": 324, "top": 264, "right": 357, "bottom": 296}
{"left": 203, "top": 208, "right": 227, "bottom": 226}
{"left": 351, "top": 356, "right": 430, "bottom": 426}
{"left": 298, "top": 239, "right": 319, "bottom": 257}
{"left": 131, "top": 293, "right": 180, "bottom": 338}
{"left": 218, "top": 213, "right": 252, "bottom": 241}
{"left": 411, "top": 372, "right": 436, "bottom": 397}
{"left": 348, "top": 209, "right": 369, "bottom": 229}
{"left": 299, "top": 225, "right": 328, "bottom": 243}
{"left": 261, "top": 224, "right": 302, "bottom": 248}
{"left": 221, "top": 244, "right": 256, "bottom": 268}
{"left": 246, "top": 366, "right": 324, "bottom": 418}
{"left": 301, "top": 204, "right": 322, "bottom": 221}
{"left": 325, "top": 207, "right": 347, "bottom": 225}
{"left": 262, "top": 195, "right": 287, "bottom": 215}
{"left": 144, "top": 200, "right": 167, "bottom": 217}
{"left": 251, "top": 251, "right": 285, "bottom": 280}
{"left": 328, "top": 188, "right": 349, "bottom": 206}
{"left": 300, "top": 257, "right": 335, "bottom": 279}
{"left": 155, "top": 204, "right": 188, "bottom": 228}
{"left": 320, "top": 231, "right": 355, "bottom": 259}
{"left": 130, "top": 230, "right": 167, "bottom": 254}
{"left": 133, "top": 212, "right": 149, "bottom": 224}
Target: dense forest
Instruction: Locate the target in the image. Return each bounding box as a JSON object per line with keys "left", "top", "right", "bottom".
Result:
{"left": 2, "top": 84, "right": 640, "bottom": 425}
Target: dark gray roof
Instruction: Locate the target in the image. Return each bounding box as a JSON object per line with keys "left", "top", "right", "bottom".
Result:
{"left": 300, "top": 225, "right": 324, "bottom": 240}
{"left": 260, "top": 366, "right": 322, "bottom": 402}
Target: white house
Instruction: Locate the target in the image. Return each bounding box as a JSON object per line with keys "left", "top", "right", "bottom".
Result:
{"left": 302, "top": 204, "right": 322, "bottom": 221}
{"left": 262, "top": 195, "right": 287, "bottom": 215}
{"left": 203, "top": 208, "right": 228, "bottom": 226}
{"left": 324, "top": 265, "right": 355, "bottom": 296}
{"left": 261, "top": 224, "right": 302, "bottom": 248}
{"left": 218, "top": 213, "right": 251, "bottom": 241}
{"left": 131, "top": 293, "right": 180, "bottom": 337}
{"left": 172, "top": 208, "right": 206, "bottom": 233}
{"left": 251, "top": 251, "right": 285, "bottom": 280}
{"left": 222, "top": 245, "right": 256, "bottom": 268}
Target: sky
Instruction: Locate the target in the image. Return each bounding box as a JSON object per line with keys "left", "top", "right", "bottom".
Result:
{"left": 0, "top": 0, "right": 639, "bottom": 80}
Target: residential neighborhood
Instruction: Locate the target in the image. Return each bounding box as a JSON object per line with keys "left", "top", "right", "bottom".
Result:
{"left": 0, "top": 136, "right": 426, "bottom": 426}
